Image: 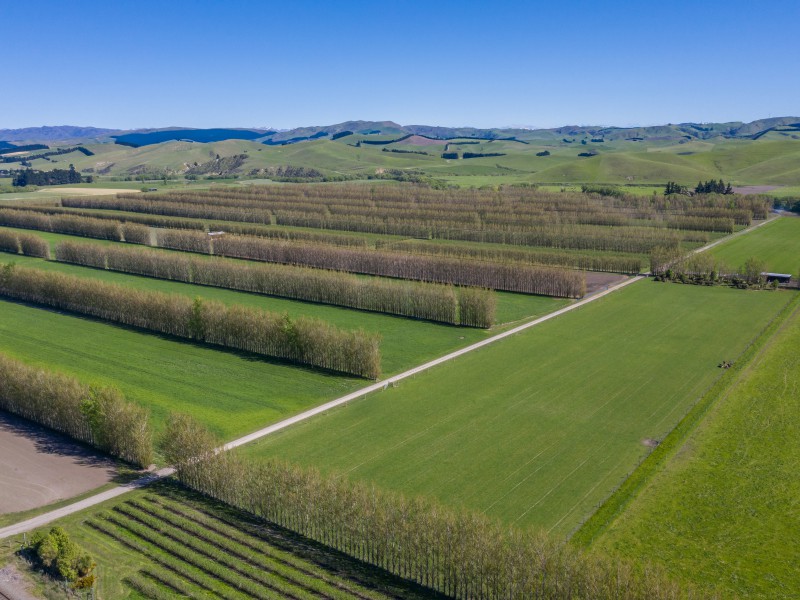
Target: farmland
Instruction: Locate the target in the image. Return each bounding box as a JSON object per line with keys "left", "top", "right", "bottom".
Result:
{"left": 243, "top": 280, "right": 793, "bottom": 535}
{"left": 592, "top": 296, "right": 800, "bottom": 598}
{"left": 707, "top": 215, "right": 800, "bottom": 277}
{"left": 0, "top": 178, "right": 793, "bottom": 597}
{"left": 0, "top": 482, "right": 437, "bottom": 600}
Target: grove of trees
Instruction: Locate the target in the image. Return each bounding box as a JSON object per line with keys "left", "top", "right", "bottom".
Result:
{"left": 12, "top": 165, "right": 90, "bottom": 186}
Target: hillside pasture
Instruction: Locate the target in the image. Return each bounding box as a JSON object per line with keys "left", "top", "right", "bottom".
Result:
{"left": 243, "top": 281, "right": 792, "bottom": 536}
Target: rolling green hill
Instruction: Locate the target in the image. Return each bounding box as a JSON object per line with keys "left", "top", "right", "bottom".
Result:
{"left": 4, "top": 118, "right": 800, "bottom": 188}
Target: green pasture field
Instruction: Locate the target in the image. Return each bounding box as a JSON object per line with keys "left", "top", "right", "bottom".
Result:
{"left": 242, "top": 281, "right": 793, "bottom": 536}
{"left": 0, "top": 298, "right": 360, "bottom": 443}
{"left": 707, "top": 216, "right": 800, "bottom": 277}
{"left": 593, "top": 297, "right": 800, "bottom": 599}
{"left": 0, "top": 237, "right": 566, "bottom": 442}
{"left": 0, "top": 227, "right": 567, "bottom": 332}
{"left": 0, "top": 482, "right": 433, "bottom": 600}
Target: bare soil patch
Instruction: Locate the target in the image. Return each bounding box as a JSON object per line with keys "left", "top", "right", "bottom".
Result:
{"left": 398, "top": 135, "right": 446, "bottom": 147}
{"left": 585, "top": 272, "right": 629, "bottom": 294}
{"left": 0, "top": 413, "right": 117, "bottom": 515}
{"left": 0, "top": 564, "right": 39, "bottom": 600}
{"left": 732, "top": 185, "right": 782, "bottom": 195}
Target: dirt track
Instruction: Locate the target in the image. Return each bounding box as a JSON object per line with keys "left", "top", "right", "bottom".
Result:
{"left": 36, "top": 187, "right": 141, "bottom": 196}
{"left": 731, "top": 185, "right": 782, "bottom": 195}
{"left": 0, "top": 414, "right": 117, "bottom": 515}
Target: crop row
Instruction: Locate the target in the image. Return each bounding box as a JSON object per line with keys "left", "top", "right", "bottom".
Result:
{"left": 89, "top": 518, "right": 254, "bottom": 599}
{"left": 0, "top": 264, "right": 381, "bottom": 378}
{"left": 55, "top": 240, "right": 494, "bottom": 327}
{"left": 125, "top": 498, "right": 378, "bottom": 600}
{"left": 141, "top": 495, "right": 388, "bottom": 600}
{"left": 113, "top": 503, "right": 322, "bottom": 600}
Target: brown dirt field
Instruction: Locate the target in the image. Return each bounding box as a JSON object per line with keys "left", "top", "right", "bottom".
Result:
{"left": 0, "top": 413, "right": 117, "bottom": 515}
{"left": 585, "top": 272, "right": 629, "bottom": 294}
{"left": 398, "top": 135, "right": 446, "bottom": 147}
{"left": 731, "top": 185, "right": 782, "bottom": 195}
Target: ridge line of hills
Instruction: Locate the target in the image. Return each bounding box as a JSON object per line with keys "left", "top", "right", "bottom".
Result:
{"left": 1, "top": 116, "right": 799, "bottom": 146}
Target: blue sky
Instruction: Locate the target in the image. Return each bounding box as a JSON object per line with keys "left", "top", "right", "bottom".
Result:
{"left": 3, "top": 0, "right": 798, "bottom": 130}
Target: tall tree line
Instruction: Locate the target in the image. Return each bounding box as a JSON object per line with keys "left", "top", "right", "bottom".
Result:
{"left": 0, "top": 228, "right": 50, "bottom": 258}
{"left": 0, "top": 263, "right": 381, "bottom": 378}
{"left": 55, "top": 240, "right": 496, "bottom": 327}
{"left": 162, "top": 414, "right": 693, "bottom": 600}
{"left": 0, "top": 352, "right": 152, "bottom": 466}
{"left": 163, "top": 231, "right": 587, "bottom": 298}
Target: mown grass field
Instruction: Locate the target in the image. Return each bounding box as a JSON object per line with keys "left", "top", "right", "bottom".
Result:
{"left": 593, "top": 297, "right": 800, "bottom": 599}
{"left": 0, "top": 234, "right": 566, "bottom": 443}
{"left": 0, "top": 482, "right": 436, "bottom": 600}
{"left": 707, "top": 216, "right": 800, "bottom": 276}
{"left": 243, "top": 281, "right": 793, "bottom": 536}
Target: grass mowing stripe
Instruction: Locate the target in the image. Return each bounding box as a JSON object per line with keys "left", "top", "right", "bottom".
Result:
{"left": 143, "top": 496, "right": 390, "bottom": 600}
{"left": 571, "top": 290, "right": 800, "bottom": 546}
{"left": 88, "top": 518, "right": 250, "bottom": 600}
{"left": 113, "top": 504, "right": 317, "bottom": 600}
{"left": 244, "top": 281, "right": 792, "bottom": 534}
{"left": 127, "top": 499, "right": 357, "bottom": 600}
{"left": 101, "top": 512, "right": 274, "bottom": 600}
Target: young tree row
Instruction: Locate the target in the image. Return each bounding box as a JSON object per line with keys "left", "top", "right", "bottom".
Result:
{"left": 0, "top": 351, "right": 152, "bottom": 466}
{"left": 0, "top": 263, "right": 381, "bottom": 378}
{"left": 55, "top": 241, "right": 495, "bottom": 327}
{"left": 162, "top": 414, "right": 692, "bottom": 600}
{"left": 0, "top": 208, "right": 149, "bottom": 244}
{"left": 379, "top": 239, "right": 644, "bottom": 274}
{"left": 0, "top": 228, "right": 50, "bottom": 258}
{"left": 123, "top": 184, "right": 761, "bottom": 224}
{"left": 157, "top": 231, "right": 586, "bottom": 297}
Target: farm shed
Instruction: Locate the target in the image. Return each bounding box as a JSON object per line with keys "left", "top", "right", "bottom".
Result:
{"left": 764, "top": 272, "right": 792, "bottom": 284}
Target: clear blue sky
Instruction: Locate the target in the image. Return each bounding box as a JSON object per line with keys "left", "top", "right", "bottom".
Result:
{"left": 4, "top": 0, "right": 798, "bottom": 130}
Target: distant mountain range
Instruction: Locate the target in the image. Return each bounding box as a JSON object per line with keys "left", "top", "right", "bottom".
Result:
{"left": 2, "top": 117, "right": 799, "bottom": 146}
